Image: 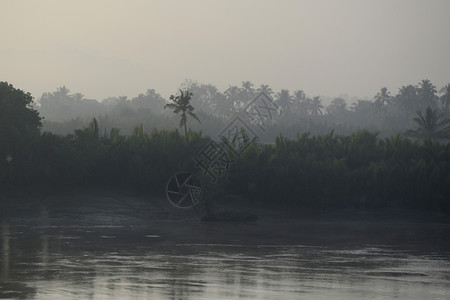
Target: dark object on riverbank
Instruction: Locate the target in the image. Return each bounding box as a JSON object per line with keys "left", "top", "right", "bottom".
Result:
{"left": 201, "top": 210, "right": 259, "bottom": 222}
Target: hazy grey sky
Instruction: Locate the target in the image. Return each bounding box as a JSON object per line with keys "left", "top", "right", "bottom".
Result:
{"left": 2, "top": 0, "right": 450, "bottom": 101}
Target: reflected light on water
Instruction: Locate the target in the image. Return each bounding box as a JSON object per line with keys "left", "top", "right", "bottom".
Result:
{"left": 0, "top": 223, "right": 449, "bottom": 300}
{"left": 1, "top": 222, "right": 9, "bottom": 280}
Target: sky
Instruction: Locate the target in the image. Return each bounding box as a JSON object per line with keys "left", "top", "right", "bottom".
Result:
{"left": 1, "top": 0, "right": 450, "bottom": 101}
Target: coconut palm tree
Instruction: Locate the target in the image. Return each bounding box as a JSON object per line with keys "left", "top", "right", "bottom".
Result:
{"left": 224, "top": 85, "right": 242, "bottom": 111}
{"left": 374, "top": 87, "right": 392, "bottom": 113}
{"left": 164, "top": 90, "right": 200, "bottom": 142}
{"left": 54, "top": 86, "right": 70, "bottom": 98}
{"left": 257, "top": 84, "right": 274, "bottom": 97}
{"left": 440, "top": 84, "right": 450, "bottom": 115}
{"left": 308, "top": 96, "right": 324, "bottom": 116}
{"left": 241, "top": 81, "right": 255, "bottom": 103}
{"left": 293, "top": 90, "right": 305, "bottom": 101}
{"left": 293, "top": 90, "right": 308, "bottom": 116}
{"left": 276, "top": 89, "right": 294, "bottom": 113}
{"left": 394, "top": 85, "right": 420, "bottom": 118}
{"left": 417, "top": 79, "right": 438, "bottom": 109}
{"left": 326, "top": 98, "right": 347, "bottom": 117}
{"left": 406, "top": 107, "right": 450, "bottom": 140}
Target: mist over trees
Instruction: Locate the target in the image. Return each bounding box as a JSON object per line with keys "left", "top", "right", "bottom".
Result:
{"left": 37, "top": 79, "right": 450, "bottom": 142}
{"left": 2, "top": 81, "right": 450, "bottom": 213}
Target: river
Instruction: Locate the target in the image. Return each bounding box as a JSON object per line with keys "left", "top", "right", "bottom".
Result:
{"left": 1, "top": 220, "right": 449, "bottom": 299}
{"left": 0, "top": 192, "right": 449, "bottom": 299}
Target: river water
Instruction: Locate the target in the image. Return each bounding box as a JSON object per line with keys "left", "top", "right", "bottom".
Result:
{"left": 1, "top": 219, "right": 449, "bottom": 300}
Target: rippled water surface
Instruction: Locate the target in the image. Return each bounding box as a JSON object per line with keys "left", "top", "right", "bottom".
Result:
{"left": 1, "top": 220, "right": 449, "bottom": 300}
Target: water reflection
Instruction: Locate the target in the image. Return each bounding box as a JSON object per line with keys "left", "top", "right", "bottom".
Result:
{"left": 0, "top": 223, "right": 449, "bottom": 300}
{"left": 1, "top": 222, "right": 38, "bottom": 298}
{"left": 1, "top": 222, "right": 9, "bottom": 279}
{"left": 41, "top": 234, "right": 48, "bottom": 267}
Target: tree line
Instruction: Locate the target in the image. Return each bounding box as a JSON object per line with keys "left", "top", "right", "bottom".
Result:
{"left": 1, "top": 81, "right": 449, "bottom": 212}
{"left": 38, "top": 79, "right": 450, "bottom": 142}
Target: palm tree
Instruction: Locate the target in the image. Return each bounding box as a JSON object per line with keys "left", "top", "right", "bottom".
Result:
{"left": 406, "top": 107, "right": 450, "bottom": 140}
{"left": 294, "top": 90, "right": 307, "bottom": 116}
{"left": 224, "top": 85, "right": 241, "bottom": 111}
{"left": 257, "top": 84, "right": 274, "bottom": 97}
{"left": 417, "top": 79, "right": 438, "bottom": 109}
{"left": 164, "top": 90, "right": 200, "bottom": 142}
{"left": 440, "top": 84, "right": 450, "bottom": 114}
{"left": 374, "top": 87, "right": 392, "bottom": 113}
{"left": 241, "top": 81, "right": 255, "bottom": 103}
{"left": 308, "top": 96, "right": 324, "bottom": 116}
{"left": 395, "top": 85, "right": 420, "bottom": 117}
{"left": 54, "top": 86, "right": 70, "bottom": 98}
{"left": 293, "top": 90, "right": 305, "bottom": 101}
{"left": 275, "top": 89, "right": 294, "bottom": 114}
{"left": 326, "top": 98, "right": 347, "bottom": 116}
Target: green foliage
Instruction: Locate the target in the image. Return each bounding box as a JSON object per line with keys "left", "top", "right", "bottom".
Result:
{"left": 2, "top": 81, "right": 450, "bottom": 213}
{"left": 2, "top": 112, "right": 450, "bottom": 212}
{"left": 226, "top": 129, "right": 450, "bottom": 212}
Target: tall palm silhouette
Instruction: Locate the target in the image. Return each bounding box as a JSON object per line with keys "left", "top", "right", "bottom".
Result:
{"left": 308, "top": 96, "right": 324, "bottom": 116}
{"left": 374, "top": 87, "right": 392, "bottom": 112}
{"left": 224, "top": 85, "right": 241, "bottom": 111}
{"left": 440, "top": 84, "right": 450, "bottom": 114}
{"left": 418, "top": 79, "right": 438, "bottom": 109}
{"left": 294, "top": 90, "right": 307, "bottom": 116}
{"left": 257, "top": 84, "right": 274, "bottom": 97}
{"left": 54, "top": 86, "right": 70, "bottom": 98}
{"left": 276, "top": 89, "right": 294, "bottom": 113}
{"left": 395, "top": 85, "right": 419, "bottom": 116}
{"left": 406, "top": 107, "right": 450, "bottom": 140}
{"left": 164, "top": 90, "right": 200, "bottom": 142}
{"left": 241, "top": 81, "right": 255, "bottom": 103}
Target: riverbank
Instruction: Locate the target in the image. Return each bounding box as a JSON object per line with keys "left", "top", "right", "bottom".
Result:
{"left": 1, "top": 186, "right": 449, "bottom": 251}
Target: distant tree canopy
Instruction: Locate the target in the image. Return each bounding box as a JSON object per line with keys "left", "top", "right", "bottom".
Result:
{"left": 1, "top": 81, "right": 450, "bottom": 212}
{"left": 35, "top": 79, "right": 450, "bottom": 143}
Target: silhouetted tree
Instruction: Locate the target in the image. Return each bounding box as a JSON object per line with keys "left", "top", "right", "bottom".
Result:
{"left": 417, "top": 79, "right": 438, "bottom": 109}
{"left": 327, "top": 98, "right": 347, "bottom": 118}
{"left": 0, "top": 82, "right": 42, "bottom": 182}
{"left": 130, "top": 89, "right": 165, "bottom": 114}
{"left": 395, "top": 85, "right": 419, "bottom": 118}
{"left": 293, "top": 90, "right": 308, "bottom": 116}
{"left": 38, "top": 86, "right": 102, "bottom": 122}
{"left": 406, "top": 107, "right": 450, "bottom": 140}
{"left": 241, "top": 81, "right": 255, "bottom": 103}
{"left": 224, "top": 85, "right": 242, "bottom": 111}
{"left": 308, "top": 96, "right": 324, "bottom": 116}
{"left": 440, "top": 84, "right": 450, "bottom": 115}
{"left": 54, "top": 86, "right": 70, "bottom": 98}
{"left": 257, "top": 84, "right": 274, "bottom": 96}
{"left": 276, "top": 89, "right": 294, "bottom": 114}
{"left": 164, "top": 90, "right": 200, "bottom": 142}
{"left": 374, "top": 87, "right": 392, "bottom": 113}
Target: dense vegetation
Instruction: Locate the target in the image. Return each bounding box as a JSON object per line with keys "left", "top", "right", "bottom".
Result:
{"left": 38, "top": 79, "right": 450, "bottom": 141}
{"left": 1, "top": 82, "right": 450, "bottom": 213}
